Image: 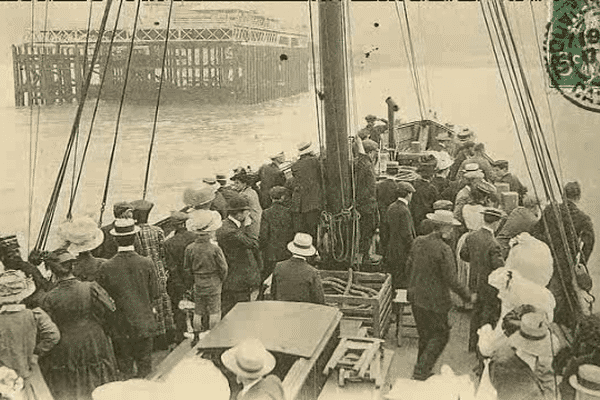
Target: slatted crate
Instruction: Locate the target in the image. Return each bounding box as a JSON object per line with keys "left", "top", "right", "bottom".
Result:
{"left": 318, "top": 270, "right": 393, "bottom": 339}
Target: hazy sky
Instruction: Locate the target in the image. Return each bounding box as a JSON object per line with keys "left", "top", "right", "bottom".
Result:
{"left": 0, "top": 0, "right": 551, "bottom": 70}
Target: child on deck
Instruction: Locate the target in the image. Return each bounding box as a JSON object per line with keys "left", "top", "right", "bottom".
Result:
{"left": 183, "top": 210, "right": 228, "bottom": 335}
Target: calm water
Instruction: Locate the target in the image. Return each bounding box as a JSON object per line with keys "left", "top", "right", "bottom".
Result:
{"left": 1, "top": 66, "right": 599, "bottom": 300}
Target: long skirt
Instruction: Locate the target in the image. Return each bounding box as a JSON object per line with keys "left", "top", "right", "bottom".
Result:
{"left": 453, "top": 232, "right": 471, "bottom": 309}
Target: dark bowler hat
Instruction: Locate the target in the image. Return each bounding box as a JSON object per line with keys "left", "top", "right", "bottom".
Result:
{"left": 109, "top": 218, "right": 140, "bottom": 236}
{"left": 113, "top": 201, "right": 133, "bottom": 217}
{"left": 227, "top": 195, "right": 251, "bottom": 211}
{"left": 481, "top": 207, "right": 504, "bottom": 220}
{"left": 396, "top": 181, "right": 415, "bottom": 193}
{"left": 131, "top": 200, "right": 154, "bottom": 212}
{"left": 493, "top": 160, "right": 509, "bottom": 169}
{"left": 269, "top": 186, "right": 289, "bottom": 200}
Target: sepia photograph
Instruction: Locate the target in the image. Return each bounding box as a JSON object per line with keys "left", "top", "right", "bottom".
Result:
{"left": 0, "top": 0, "right": 599, "bottom": 398}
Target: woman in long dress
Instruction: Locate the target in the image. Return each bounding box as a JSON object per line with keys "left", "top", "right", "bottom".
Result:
{"left": 40, "top": 249, "right": 118, "bottom": 400}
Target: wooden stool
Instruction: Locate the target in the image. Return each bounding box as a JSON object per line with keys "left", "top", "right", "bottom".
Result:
{"left": 392, "top": 289, "right": 418, "bottom": 347}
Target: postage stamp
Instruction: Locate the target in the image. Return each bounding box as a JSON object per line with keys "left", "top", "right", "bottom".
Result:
{"left": 545, "top": 0, "right": 600, "bottom": 112}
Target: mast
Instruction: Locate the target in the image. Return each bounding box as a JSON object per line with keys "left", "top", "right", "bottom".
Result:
{"left": 319, "top": 0, "right": 351, "bottom": 214}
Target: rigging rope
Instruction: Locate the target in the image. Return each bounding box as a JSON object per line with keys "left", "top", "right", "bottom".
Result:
{"left": 142, "top": 0, "right": 176, "bottom": 200}
{"left": 33, "top": 0, "right": 115, "bottom": 252}
{"left": 393, "top": 0, "right": 425, "bottom": 121}
{"left": 67, "top": 0, "right": 126, "bottom": 218}
{"left": 480, "top": 0, "right": 582, "bottom": 318}
{"left": 98, "top": 0, "right": 143, "bottom": 227}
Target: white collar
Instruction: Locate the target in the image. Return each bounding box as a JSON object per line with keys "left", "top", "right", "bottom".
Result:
{"left": 228, "top": 215, "right": 242, "bottom": 228}
{"left": 0, "top": 304, "right": 26, "bottom": 313}
{"left": 397, "top": 197, "right": 409, "bottom": 206}
{"left": 118, "top": 245, "right": 135, "bottom": 252}
{"left": 240, "top": 378, "right": 262, "bottom": 397}
{"left": 292, "top": 255, "right": 307, "bottom": 261}
{"left": 482, "top": 225, "right": 495, "bottom": 234}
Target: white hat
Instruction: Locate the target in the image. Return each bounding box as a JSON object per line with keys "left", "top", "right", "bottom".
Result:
{"left": 186, "top": 210, "right": 222, "bottom": 232}
{"left": 425, "top": 210, "right": 461, "bottom": 226}
{"left": 508, "top": 312, "right": 559, "bottom": 357}
{"left": 221, "top": 338, "right": 276, "bottom": 380}
{"left": 109, "top": 218, "right": 140, "bottom": 236}
{"left": 287, "top": 233, "right": 317, "bottom": 257}
{"left": 569, "top": 364, "right": 600, "bottom": 396}
{"left": 59, "top": 217, "right": 104, "bottom": 254}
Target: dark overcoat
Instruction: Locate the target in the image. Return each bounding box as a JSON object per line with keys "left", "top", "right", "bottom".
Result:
{"left": 97, "top": 251, "right": 160, "bottom": 339}
{"left": 216, "top": 218, "right": 261, "bottom": 293}
{"left": 376, "top": 179, "right": 397, "bottom": 223}
{"left": 353, "top": 153, "right": 377, "bottom": 214}
{"left": 259, "top": 202, "right": 294, "bottom": 263}
{"left": 258, "top": 162, "right": 286, "bottom": 209}
{"left": 290, "top": 154, "right": 323, "bottom": 213}
{"left": 381, "top": 200, "right": 415, "bottom": 288}
{"left": 410, "top": 179, "right": 440, "bottom": 227}
{"left": 164, "top": 229, "right": 197, "bottom": 302}
{"left": 92, "top": 222, "right": 142, "bottom": 260}
{"left": 272, "top": 257, "right": 325, "bottom": 305}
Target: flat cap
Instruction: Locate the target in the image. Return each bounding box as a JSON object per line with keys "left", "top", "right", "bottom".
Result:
{"left": 397, "top": 181, "right": 416, "bottom": 193}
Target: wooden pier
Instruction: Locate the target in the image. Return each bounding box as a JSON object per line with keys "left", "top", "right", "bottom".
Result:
{"left": 12, "top": 9, "right": 309, "bottom": 106}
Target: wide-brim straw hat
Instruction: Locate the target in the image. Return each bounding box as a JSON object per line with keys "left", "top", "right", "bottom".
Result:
{"left": 508, "top": 312, "right": 559, "bottom": 357}
{"left": 287, "top": 232, "right": 317, "bottom": 257}
{"left": 60, "top": 217, "right": 104, "bottom": 254}
{"left": 395, "top": 170, "right": 421, "bottom": 182}
{"left": 0, "top": 270, "right": 36, "bottom": 305}
{"left": 464, "top": 170, "right": 485, "bottom": 180}
{"left": 187, "top": 210, "right": 222, "bottom": 232}
{"left": 426, "top": 210, "right": 461, "bottom": 226}
{"left": 109, "top": 218, "right": 140, "bottom": 236}
{"left": 569, "top": 364, "right": 600, "bottom": 395}
{"left": 221, "top": 339, "right": 276, "bottom": 380}
{"left": 183, "top": 187, "right": 216, "bottom": 208}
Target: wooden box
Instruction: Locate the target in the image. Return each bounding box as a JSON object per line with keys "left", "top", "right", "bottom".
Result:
{"left": 318, "top": 270, "right": 393, "bottom": 339}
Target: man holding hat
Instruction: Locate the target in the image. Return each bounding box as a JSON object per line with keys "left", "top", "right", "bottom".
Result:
{"left": 217, "top": 194, "right": 262, "bottom": 316}
{"left": 184, "top": 210, "right": 227, "bottom": 333}
{"left": 92, "top": 201, "right": 142, "bottom": 260}
{"left": 272, "top": 233, "right": 325, "bottom": 305}
{"left": 164, "top": 211, "right": 197, "bottom": 343}
{"left": 358, "top": 115, "right": 388, "bottom": 144}
{"left": 381, "top": 181, "right": 417, "bottom": 289}
{"left": 131, "top": 199, "right": 175, "bottom": 350}
{"left": 406, "top": 209, "right": 474, "bottom": 381}
{"left": 97, "top": 219, "right": 160, "bottom": 379}
{"left": 290, "top": 142, "right": 323, "bottom": 240}
{"left": 257, "top": 152, "right": 286, "bottom": 210}
{"left": 460, "top": 207, "right": 505, "bottom": 353}
{"left": 221, "top": 338, "right": 284, "bottom": 400}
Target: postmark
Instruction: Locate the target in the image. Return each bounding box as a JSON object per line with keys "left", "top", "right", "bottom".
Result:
{"left": 545, "top": 0, "right": 600, "bottom": 112}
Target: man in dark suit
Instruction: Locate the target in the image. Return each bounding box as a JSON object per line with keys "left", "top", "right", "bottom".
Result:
{"left": 92, "top": 202, "right": 142, "bottom": 259}
{"left": 407, "top": 210, "right": 474, "bottom": 380}
{"left": 163, "top": 211, "right": 196, "bottom": 344}
{"left": 290, "top": 142, "right": 323, "bottom": 239}
{"left": 381, "top": 182, "right": 416, "bottom": 289}
{"left": 531, "top": 181, "right": 595, "bottom": 330}
{"left": 97, "top": 219, "right": 160, "bottom": 379}
{"left": 460, "top": 207, "right": 505, "bottom": 352}
{"left": 221, "top": 339, "right": 285, "bottom": 400}
{"left": 411, "top": 164, "right": 440, "bottom": 228}
{"left": 353, "top": 137, "right": 379, "bottom": 261}
{"left": 271, "top": 233, "right": 325, "bottom": 305}
{"left": 217, "top": 194, "right": 262, "bottom": 316}
{"left": 259, "top": 186, "right": 294, "bottom": 284}
{"left": 257, "top": 152, "right": 287, "bottom": 210}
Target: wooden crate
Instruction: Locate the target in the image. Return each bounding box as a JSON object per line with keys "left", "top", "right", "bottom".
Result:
{"left": 318, "top": 270, "right": 393, "bottom": 339}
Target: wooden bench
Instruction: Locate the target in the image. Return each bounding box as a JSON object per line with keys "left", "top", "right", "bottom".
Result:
{"left": 392, "top": 289, "right": 418, "bottom": 347}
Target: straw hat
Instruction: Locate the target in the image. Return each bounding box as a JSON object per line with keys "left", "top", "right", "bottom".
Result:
{"left": 436, "top": 156, "right": 454, "bottom": 171}
{"left": 569, "top": 364, "right": 600, "bottom": 396}
{"left": 433, "top": 200, "right": 453, "bottom": 211}
{"left": 297, "top": 141, "right": 314, "bottom": 156}
{"left": 0, "top": 270, "right": 35, "bottom": 305}
{"left": 186, "top": 210, "right": 222, "bottom": 233}
{"left": 426, "top": 210, "right": 461, "bottom": 226}
{"left": 109, "top": 219, "right": 140, "bottom": 236}
{"left": 464, "top": 170, "right": 485, "bottom": 180}
{"left": 287, "top": 232, "right": 317, "bottom": 257}
{"left": 508, "top": 312, "right": 558, "bottom": 357}
{"left": 463, "top": 163, "right": 480, "bottom": 172}
{"left": 183, "top": 187, "right": 216, "bottom": 208}
{"left": 59, "top": 217, "right": 104, "bottom": 255}
{"left": 269, "top": 151, "right": 285, "bottom": 160}
{"left": 221, "top": 338, "right": 276, "bottom": 380}
{"left": 481, "top": 207, "right": 504, "bottom": 221}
